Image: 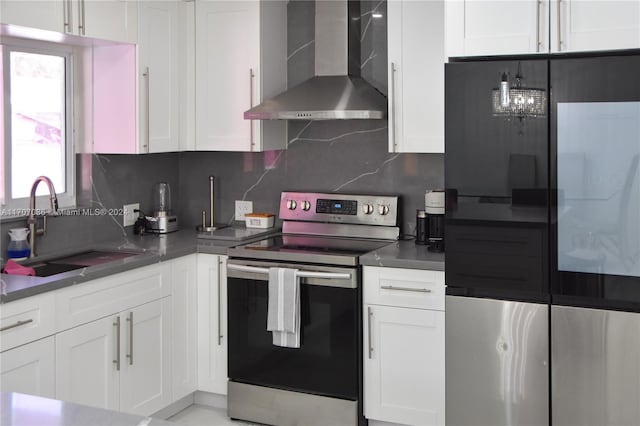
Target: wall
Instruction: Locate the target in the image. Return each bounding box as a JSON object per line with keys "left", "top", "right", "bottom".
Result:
{"left": 1, "top": 0, "right": 444, "bottom": 261}
{"left": 177, "top": 0, "right": 444, "bottom": 234}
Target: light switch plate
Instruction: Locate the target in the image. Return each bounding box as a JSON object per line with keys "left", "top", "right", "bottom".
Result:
{"left": 235, "top": 200, "right": 253, "bottom": 221}
{"left": 123, "top": 203, "right": 139, "bottom": 227}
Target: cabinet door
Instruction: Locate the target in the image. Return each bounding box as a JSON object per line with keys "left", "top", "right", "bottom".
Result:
{"left": 197, "top": 254, "right": 228, "bottom": 395}
{"left": 445, "top": 0, "right": 548, "bottom": 56}
{"left": 138, "top": 0, "right": 180, "bottom": 154}
{"left": 55, "top": 316, "right": 119, "bottom": 410}
{"left": 1, "top": 337, "right": 55, "bottom": 398}
{"left": 388, "top": 0, "right": 445, "bottom": 153}
{"left": 195, "top": 1, "right": 259, "bottom": 151}
{"left": 171, "top": 255, "right": 198, "bottom": 400}
{"left": 119, "top": 298, "right": 172, "bottom": 416}
{"left": 0, "top": 1, "right": 65, "bottom": 33}
{"left": 81, "top": 0, "right": 137, "bottom": 43}
{"left": 550, "top": 0, "right": 640, "bottom": 52}
{"left": 364, "top": 305, "right": 445, "bottom": 426}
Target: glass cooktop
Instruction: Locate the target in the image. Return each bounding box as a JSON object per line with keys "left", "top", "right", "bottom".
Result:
{"left": 227, "top": 234, "right": 393, "bottom": 266}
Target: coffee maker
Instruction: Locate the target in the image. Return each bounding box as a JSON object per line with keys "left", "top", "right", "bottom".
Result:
{"left": 148, "top": 182, "right": 178, "bottom": 233}
{"left": 425, "top": 190, "right": 445, "bottom": 252}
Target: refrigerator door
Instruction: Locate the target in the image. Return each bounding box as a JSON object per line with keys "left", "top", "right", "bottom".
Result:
{"left": 446, "top": 296, "right": 549, "bottom": 426}
{"left": 552, "top": 305, "right": 640, "bottom": 425}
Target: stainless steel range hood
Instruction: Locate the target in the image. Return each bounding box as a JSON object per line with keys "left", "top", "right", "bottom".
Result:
{"left": 244, "top": 1, "right": 387, "bottom": 120}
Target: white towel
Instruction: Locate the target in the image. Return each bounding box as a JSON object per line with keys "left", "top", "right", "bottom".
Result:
{"left": 266, "top": 267, "right": 300, "bottom": 348}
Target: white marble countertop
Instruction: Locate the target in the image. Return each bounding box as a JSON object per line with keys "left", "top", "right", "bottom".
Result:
{"left": 0, "top": 392, "right": 173, "bottom": 426}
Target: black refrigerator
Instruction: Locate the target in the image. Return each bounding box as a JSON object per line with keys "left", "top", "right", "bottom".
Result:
{"left": 445, "top": 51, "right": 640, "bottom": 426}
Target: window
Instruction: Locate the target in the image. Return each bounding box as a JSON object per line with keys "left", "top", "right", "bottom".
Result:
{"left": 1, "top": 41, "right": 75, "bottom": 216}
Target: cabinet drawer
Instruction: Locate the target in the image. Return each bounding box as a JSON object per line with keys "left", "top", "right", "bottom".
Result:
{"left": 364, "top": 266, "right": 445, "bottom": 310}
{"left": 55, "top": 262, "right": 171, "bottom": 331}
{"left": 1, "top": 292, "right": 55, "bottom": 352}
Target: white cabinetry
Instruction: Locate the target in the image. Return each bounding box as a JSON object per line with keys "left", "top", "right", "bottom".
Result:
{"left": 0, "top": 0, "right": 137, "bottom": 43}
{"left": 171, "top": 255, "right": 198, "bottom": 400}
{"left": 388, "top": 0, "right": 445, "bottom": 153}
{"left": 446, "top": 0, "right": 640, "bottom": 56}
{"left": 197, "top": 253, "right": 228, "bottom": 394}
{"left": 550, "top": 0, "right": 640, "bottom": 52}
{"left": 137, "top": 1, "right": 181, "bottom": 154}
{"left": 0, "top": 337, "right": 56, "bottom": 398}
{"left": 363, "top": 266, "right": 446, "bottom": 426}
{"left": 195, "top": 0, "right": 287, "bottom": 152}
{"left": 445, "top": 0, "right": 547, "bottom": 57}
{"left": 55, "top": 298, "right": 172, "bottom": 416}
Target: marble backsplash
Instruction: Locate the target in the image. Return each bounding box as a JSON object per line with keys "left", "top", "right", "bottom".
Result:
{"left": 1, "top": 0, "right": 444, "bottom": 259}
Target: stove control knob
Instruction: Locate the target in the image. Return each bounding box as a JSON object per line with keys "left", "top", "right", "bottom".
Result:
{"left": 378, "top": 204, "right": 390, "bottom": 215}
{"left": 362, "top": 204, "right": 374, "bottom": 215}
{"left": 286, "top": 200, "right": 297, "bottom": 210}
{"left": 301, "top": 200, "right": 311, "bottom": 211}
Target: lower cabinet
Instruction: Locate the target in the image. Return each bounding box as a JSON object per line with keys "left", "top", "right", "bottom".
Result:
{"left": 365, "top": 306, "right": 445, "bottom": 426}
{"left": 0, "top": 336, "right": 55, "bottom": 398}
{"left": 55, "top": 297, "right": 172, "bottom": 416}
{"left": 196, "top": 253, "right": 228, "bottom": 395}
{"left": 363, "top": 266, "right": 446, "bottom": 426}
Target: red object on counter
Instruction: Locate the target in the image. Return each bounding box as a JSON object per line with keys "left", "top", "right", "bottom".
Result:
{"left": 2, "top": 259, "right": 36, "bottom": 276}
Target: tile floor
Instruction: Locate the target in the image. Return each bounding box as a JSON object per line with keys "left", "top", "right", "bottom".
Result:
{"left": 168, "top": 404, "right": 256, "bottom": 426}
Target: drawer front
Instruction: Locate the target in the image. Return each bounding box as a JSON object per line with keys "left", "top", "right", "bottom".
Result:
{"left": 1, "top": 292, "right": 55, "bottom": 352}
{"left": 55, "top": 262, "right": 171, "bottom": 331}
{"left": 364, "top": 266, "right": 445, "bottom": 310}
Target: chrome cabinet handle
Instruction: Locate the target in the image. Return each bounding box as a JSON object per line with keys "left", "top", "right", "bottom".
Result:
{"left": 113, "top": 316, "right": 121, "bottom": 371}
{"left": 79, "top": 0, "right": 86, "bottom": 35}
{"left": 126, "top": 312, "right": 133, "bottom": 365}
{"left": 217, "top": 258, "right": 223, "bottom": 346}
{"left": 0, "top": 319, "right": 33, "bottom": 332}
{"left": 390, "top": 62, "right": 398, "bottom": 152}
{"left": 380, "top": 284, "right": 432, "bottom": 293}
{"left": 535, "top": 0, "right": 542, "bottom": 52}
{"left": 249, "top": 68, "right": 255, "bottom": 150}
{"left": 143, "top": 67, "right": 150, "bottom": 153}
{"left": 367, "top": 307, "right": 373, "bottom": 359}
{"left": 63, "top": 0, "right": 71, "bottom": 32}
{"left": 227, "top": 263, "right": 351, "bottom": 280}
{"left": 557, "top": 0, "right": 562, "bottom": 51}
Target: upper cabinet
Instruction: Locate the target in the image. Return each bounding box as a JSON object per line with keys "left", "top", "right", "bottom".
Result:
{"left": 0, "top": 0, "right": 137, "bottom": 44}
{"left": 137, "top": 1, "right": 182, "bottom": 153}
{"left": 445, "top": 0, "right": 640, "bottom": 57}
{"left": 550, "top": 0, "right": 640, "bottom": 52}
{"left": 445, "top": 0, "right": 548, "bottom": 56}
{"left": 388, "top": 0, "right": 445, "bottom": 153}
{"left": 195, "top": 0, "right": 287, "bottom": 152}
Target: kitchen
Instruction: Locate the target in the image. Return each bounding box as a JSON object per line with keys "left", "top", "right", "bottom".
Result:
{"left": 0, "top": 1, "right": 639, "bottom": 426}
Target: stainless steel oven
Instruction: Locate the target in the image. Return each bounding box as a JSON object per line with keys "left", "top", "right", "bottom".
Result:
{"left": 226, "top": 192, "right": 399, "bottom": 426}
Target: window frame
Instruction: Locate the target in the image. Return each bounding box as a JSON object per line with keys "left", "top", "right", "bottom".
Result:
{"left": 1, "top": 39, "right": 76, "bottom": 217}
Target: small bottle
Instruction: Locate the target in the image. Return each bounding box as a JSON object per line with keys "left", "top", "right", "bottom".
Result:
{"left": 415, "top": 210, "right": 428, "bottom": 245}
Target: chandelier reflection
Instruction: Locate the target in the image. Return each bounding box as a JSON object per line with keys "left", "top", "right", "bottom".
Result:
{"left": 492, "top": 66, "right": 546, "bottom": 120}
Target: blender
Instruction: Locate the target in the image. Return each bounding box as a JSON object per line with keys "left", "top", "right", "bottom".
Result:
{"left": 149, "top": 182, "right": 178, "bottom": 233}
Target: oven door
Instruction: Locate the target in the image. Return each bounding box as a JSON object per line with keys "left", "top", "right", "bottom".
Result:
{"left": 226, "top": 259, "right": 361, "bottom": 400}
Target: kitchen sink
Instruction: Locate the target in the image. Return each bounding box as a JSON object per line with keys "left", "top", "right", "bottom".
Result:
{"left": 29, "top": 262, "right": 86, "bottom": 277}
{"left": 21, "top": 250, "right": 143, "bottom": 277}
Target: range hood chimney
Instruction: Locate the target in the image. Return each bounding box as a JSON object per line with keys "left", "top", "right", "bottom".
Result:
{"left": 244, "top": 1, "right": 387, "bottom": 120}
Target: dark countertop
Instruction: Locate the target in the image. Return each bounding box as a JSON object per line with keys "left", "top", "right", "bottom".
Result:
{"left": 360, "top": 239, "right": 445, "bottom": 271}
{"left": 2, "top": 230, "right": 444, "bottom": 303}
{"left": 1, "top": 392, "right": 173, "bottom": 426}
{"left": 0, "top": 228, "right": 263, "bottom": 303}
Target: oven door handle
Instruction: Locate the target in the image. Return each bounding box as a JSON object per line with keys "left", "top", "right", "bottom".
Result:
{"left": 227, "top": 263, "right": 352, "bottom": 280}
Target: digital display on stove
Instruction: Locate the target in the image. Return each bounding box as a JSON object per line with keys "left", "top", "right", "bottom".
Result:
{"left": 316, "top": 199, "right": 358, "bottom": 215}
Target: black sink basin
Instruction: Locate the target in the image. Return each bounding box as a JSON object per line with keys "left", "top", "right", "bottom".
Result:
{"left": 30, "top": 262, "right": 86, "bottom": 277}
{"left": 7, "top": 250, "right": 143, "bottom": 278}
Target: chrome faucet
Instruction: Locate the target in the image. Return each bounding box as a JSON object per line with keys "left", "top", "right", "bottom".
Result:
{"left": 27, "top": 176, "right": 59, "bottom": 258}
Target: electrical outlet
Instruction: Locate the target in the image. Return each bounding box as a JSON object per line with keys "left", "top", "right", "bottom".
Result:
{"left": 235, "top": 200, "right": 253, "bottom": 221}
{"left": 123, "top": 203, "right": 140, "bottom": 227}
